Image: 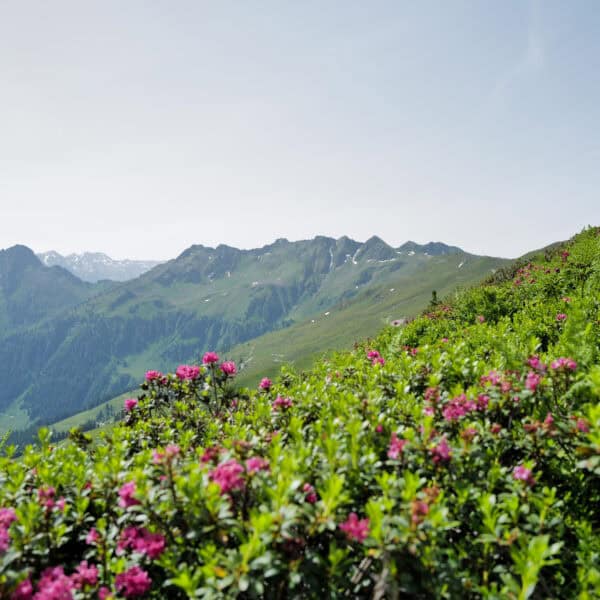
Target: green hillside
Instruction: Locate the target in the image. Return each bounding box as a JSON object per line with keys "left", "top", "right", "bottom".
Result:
{"left": 38, "top": 252, "right": 505, "bottom": 439}
{"left": 0, "top": 236, "right": 507, "bottom": 432}
{"left": 0, "top": 226, "right": 598, "bottom": 598}
{"left": 0, "top": 245, "right": 106, "bottom": 333}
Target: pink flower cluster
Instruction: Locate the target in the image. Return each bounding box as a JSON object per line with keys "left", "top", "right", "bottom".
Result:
{"left": 551, "top": 357, "right": 577, "bottom": 371}
{"left": 430, "top": 437, "right": 452, "bottom": 464}
{"left": 0, "top": 507, "right": 16, "bottom": 553}
{"left": 246, "top": 456, "right": 270, "bottom": 473}
{"left": 145, "top": 370, "right": 163, "bottom": 381}
{"left": 124, "top": 397, "right": 138, "bottom": 412}
{"left": 202, "top": 351, "right": 220, "bottom": 365}
{"left": 339, "top": 512, "right": 370, "bottom": 542}
{"left": 442, "top": 394, "right": 478, "bottom": 422}
{"left": 513, "top": 465, "right": 535, "bottom": 486}
{"left": 303, "top": 483, "right": 317, "bottom": 504}
{"left": 115, "top": 565, "right": 152, "bottom": 598}
{"left": 118, "top": 481, "right": 141, "bottom": 508}
{"left": 387, "top": 433, "right": 408, "bottom": 459}
{"left": 176, "top": 364, "right": 200, "bottom": 380}
{"left": 525, "top": 372, "right": 542, "bottom": 392}
{"left": 527, "top": 355, "right": 547, "bottom": 372}
{"left": 556, "top": 313, "right": 568, "bottom": 322}
{"left": 13, "top": 562, "right": 99, "bottom": 600}
{"left": 367, "top": 350, "right": 385, "bottom": 366}
{"left": 118, "top": 526, "right": 166, "bottom": 559}
{"left": 259, "top": 377, "right": 272, "bottom": 390}
{"left": 272, "top": 396, "right": 293, "bottom": 411}
{"left": 37, "top": 487, "right": 65, "bottom": 513}
{"left": 209, "top": 459, "right": 245, "bottom": 494}
{"left": 220, "top": 361, "right": 237, "bottom": 376}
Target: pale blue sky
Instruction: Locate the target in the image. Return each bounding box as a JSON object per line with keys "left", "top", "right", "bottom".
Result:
{"left": 1, "top": 1, "right": 598, "bottom": 259}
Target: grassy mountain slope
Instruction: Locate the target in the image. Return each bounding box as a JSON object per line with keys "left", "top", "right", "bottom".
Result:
{"left": 0, "top": 245, "right": 103, "bottom": 333}
{"left": 0, "top": 236, "right": 507, "bottom": 430}
{"left": 36, "top": 252, "right": 506, "bottom": 438}
{"left": 1, "top": 227, "right": 598, "bottom": 598}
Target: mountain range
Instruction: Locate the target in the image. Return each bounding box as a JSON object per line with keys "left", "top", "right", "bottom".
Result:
{"left": 37, "top": 250, "right": 162, "bottom": 282}
{"left": 0, "top": 236, "right": 509, "bottom": 435}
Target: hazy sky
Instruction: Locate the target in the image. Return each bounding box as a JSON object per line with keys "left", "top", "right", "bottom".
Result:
{"left": 1, "top": 1, "right": 599, "bottom": 260}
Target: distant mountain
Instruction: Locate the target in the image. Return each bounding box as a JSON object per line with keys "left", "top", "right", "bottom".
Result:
{"left": 0, "top": 236, "right": 507, "bottom": 431}
{"left": 0, "top": 245, "right": 104, "bottom": 332}
{"left": 37, "top": 251, "right": 162, "bottom": 282}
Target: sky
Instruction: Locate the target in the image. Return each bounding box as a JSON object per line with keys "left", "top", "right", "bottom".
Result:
{"left": 1, "top": 1, "right": 599, "bottom": 260}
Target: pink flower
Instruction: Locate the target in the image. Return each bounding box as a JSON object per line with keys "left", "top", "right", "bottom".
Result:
{"left": 272, "top": 396, "right": 293, "bottom": 411}
{"left": 153, "top": 444, "right": 181, "bottom": 465}
{"left": 527, "top": 355, "right": 547, "bottom": 372}
{"left": 303, "top": 483, "right": 317, "bottom": 504}
{"left": 576, "top": 418, "right": 590, "bottom": 433}
{"left": 543, "top": 413, "right": 554, "bottom": 428}
{"left": 124, "top": 398, "right": 138, "bottom": 412}
{"left": 118, "top": 527, "right": 166, "bottom": 559}
{"left": 339, "top": 512, "right": 370, "bottom": 543}
{"left": 11, "top": 578, "right": 33, "bottom": 600}
{"left": 490, "top": 423, "right": 502, "bottom": 434}
{"left": 476, "top": 315, "right": 485, "bottom": 323}
{"left": 56, "top": 497, "right": 66, "bottom": 512}
{"left": 200, "top": 446, "right": 222, "bottom": 464}
{"left": 38, "top": 486, "right": 56, "bottom": 510}
{"left": 98, "top": 588, "right": 112, "bottom": 600}
{"left": 202, "top": 351, "right": 220, "bottom": 365}
{"left": 430, "top": 438, "right": 452, "bottom": 464}
{"left": 176, "top": 364, "right": 200, "bottom": 380}
{"left": 513, "top": 465, "right": 535, "bottom": 486}
{"left": 36, "top": 567, "right": 74, "bottom": 599}
{"left": 259, "top": 377, "right": 272, "bottom": 390}
{"left": 375, "top": 424, "right": 383, "bottom": 433}
{"left": 115, "top": 566, "right": 152, "bottom": 598}
{"left": 556, "top": 313, "right": 567, "bottom": 322}
{"left": 372, "top": 356, "right": 385, "bottom": 366}
{"left": 0, "top": 529, "right": 10, "bottom": 553}
{"left": 0, "top": 508, "right": 16, "bottom": 528}
{"left": 481, "top": 370, "right": 502, "bottom": 386}
{"left": 442, "top": 394, "right": 476, "bottom": 421}
{"left": 525, "top": 372, "right": 541, "bottom": 392}
{"left": 551, "top": 357, "right": 577, "bottom": 371}
{"left": 145, "top": 370, "right": 162, "bottom": 381}
{"left": 562, "top": 296, "right": 571, "bottom": 303}
{"left": 118, "top": 481, "right": 140, "bottom": 508}
{"left": 423, "top": 406, "right": 434, "bottom": 417}
{"left": 387, "top": 433, "right": 407, "bottom": 459}
{"left": 71, "top": 561, "right": 99, "bottom": 589}
{"left": 85, "top": 528, "right": 100, "bottom": 545}
{"left": 220, "top": 361, "right": 237, "bottom": 376}
{"left": 209, "top": 459, "right": 245, "bottom": 494}
{"left": 245, "top": 457, "right": 270, "bottom": 473}
{"left": 477, "top": 394, "right": 489, "bottom": 411}
{"left": 366, "top": 350, "right": 380, "bottom": 360}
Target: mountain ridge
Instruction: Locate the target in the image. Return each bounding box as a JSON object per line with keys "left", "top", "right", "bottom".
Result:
{"left": 1, "top": 235, "right": 506, "bottom": 432}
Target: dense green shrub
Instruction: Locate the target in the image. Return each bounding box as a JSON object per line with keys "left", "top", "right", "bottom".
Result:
{"left": 0, "top": 228, "right": 599, "bottom": 598}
